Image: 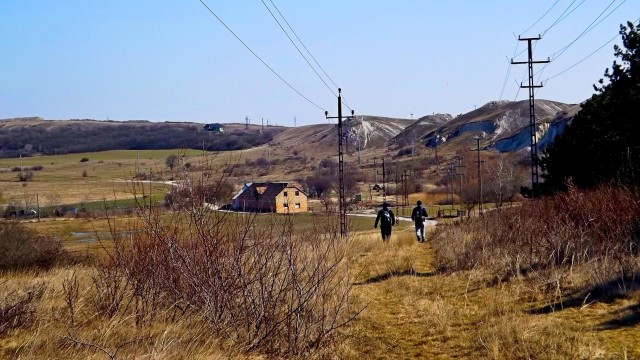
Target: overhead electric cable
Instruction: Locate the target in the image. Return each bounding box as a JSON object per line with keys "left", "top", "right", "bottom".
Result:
{"left": 550, "top": 0, "right": 626, "bottom": 62}
{"left": 514, "top": 0, "right": 585, "bottom": 59}
{"left": 259, "top": 0, "right": 337, "bottom": 97}
{"left": 541, "top": 0, "right": 584, "bottom": 36}
{"left": 197, "top": 0, "right": 325, "bottom": 111}
{"left": 262, "top": 0, "right": 352, "bottom": 111}
{"left": 267, "top": 0, "right": 339, "bottom": 89}
{"left": 519, "top": 0, "right": 561, "bottom": 36}
{"left": 499, "top": 41, "right": 520, "bottom": 100}
{"left": 543, "top": 17, "right": 640, "bottom": 83}
{"left": 534, "top": 0, "right": 627, "bottom": 78}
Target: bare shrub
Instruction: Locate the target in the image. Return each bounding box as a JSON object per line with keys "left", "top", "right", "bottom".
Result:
{"left": 79, "top": 157, "right": 89, "bottom": 163}
{"left": 0, "top": 283, "right": 45, "bottom": 338}
{"left": 97, "top": 178, "right": 358, "bottom": 357}
{"left": 81, "top": 169, "right": 88, "bottom": 177}
{"left": 18, "top": 170, "right": 34, "bottom": 182}
{"left": 0, "top": 222, "right": 65, "bottom": 270}
{"left": 432, "top": 184, "right": 640, "bottom": 291}
{"left": 62, "top": 272, "right": 80, "bottom": 326}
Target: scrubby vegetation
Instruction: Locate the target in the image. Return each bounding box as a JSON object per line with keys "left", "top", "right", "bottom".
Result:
{"left": 0, "top": 222, "right": 65, "bottom": 270}
{"left": 0, "top": 121, "right": 284, "bottom": 158}
{"left": 0, "top": 179, "right": 358, "bottom": 359}
{"left": 432, "top": 184, "right": 640, "bottom": 296}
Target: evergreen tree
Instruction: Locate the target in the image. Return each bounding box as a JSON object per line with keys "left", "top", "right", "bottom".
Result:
{"left": 541, "top": 22, "right": 640, "bottom": 191}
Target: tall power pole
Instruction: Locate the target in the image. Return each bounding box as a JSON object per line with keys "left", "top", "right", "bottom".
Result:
{"left": 377, "top": 158, "right": 390, "bottom": 202}
{"left": 470, "top": 135, "right": 487, "bottom": 212}
{"left": 326, "top": 88, "right": 354, "bottom": 238}
{"left": 454, "top": 156, "right": 465, "bottom": 210}
{"left": 512, "top": 36, "right": 549, "bottom": 197}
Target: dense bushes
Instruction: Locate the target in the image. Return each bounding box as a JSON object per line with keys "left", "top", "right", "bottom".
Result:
{"left": 433, "top": 185, "right": 640, "bottom": 286}
{"left": 0, "top": 222, "right": 65, "bottom": 270}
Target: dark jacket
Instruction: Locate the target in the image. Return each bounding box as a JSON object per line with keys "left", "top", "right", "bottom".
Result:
{"left": 374, "top": 208, "right": 395, "bottom": 228}
{"left": 411, "top": 205, "right": 428, "bottom": 223}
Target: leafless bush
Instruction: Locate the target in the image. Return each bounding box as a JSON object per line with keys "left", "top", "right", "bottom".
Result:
{"left": 0, "top": 221, "right": 65, "bottom": 270}
{"left": 0, "top": 283, "right": 45, "bottom": 337}
{"left": 96, "top": 176, "right": 358, "bottom": 357}
{"left": 433, "top": 184, "right": 640, "bottom": 291}
{"left": 62, "top": 272, "right": 80, "bottom": 327}
{"left": 18, "top": 170, "right": 34, "bottom": 182}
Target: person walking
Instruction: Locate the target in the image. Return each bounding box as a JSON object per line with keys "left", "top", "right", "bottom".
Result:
{"left": 374, "top": 202, "right": 395, "bottom": 242}
{"left": 411, "top": 200, "right": 428, "bottom": 242}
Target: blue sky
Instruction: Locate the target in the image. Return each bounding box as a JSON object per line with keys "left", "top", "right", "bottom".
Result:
{"left": 1, "top": 1, "right": 638, "bottom": 126}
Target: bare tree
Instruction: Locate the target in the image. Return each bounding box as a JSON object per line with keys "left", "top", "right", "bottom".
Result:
{"left": 165, "top": 154, "right": 179, "bottom": 172}
{"left": 486, "top": 155, "right": 517, "bottom": 208}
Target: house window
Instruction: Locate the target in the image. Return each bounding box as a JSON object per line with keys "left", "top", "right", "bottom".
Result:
{"left": 284, "top": 203, "right": 289, "bottom": 209}
{"left": 283, "top": 191, "right": 288, "bottom": 197}
{"left": 295, "top": 191, "right": 299, "bottom": 196}
{"left": 295, "top": 203, "right": 300, "bottom": 209}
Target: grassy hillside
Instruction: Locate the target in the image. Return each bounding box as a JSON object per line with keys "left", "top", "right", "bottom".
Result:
{"left": 0, "top": 118, "right": 284, "bottom": 158}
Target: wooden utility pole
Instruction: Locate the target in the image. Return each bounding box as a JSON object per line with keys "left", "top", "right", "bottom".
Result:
{"left": 512, "top": 36, "right": 549, "bottom": 197}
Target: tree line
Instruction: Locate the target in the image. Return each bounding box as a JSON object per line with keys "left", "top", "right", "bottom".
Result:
{"left": 0, "top": 121, "right": 283, "bottom": 158}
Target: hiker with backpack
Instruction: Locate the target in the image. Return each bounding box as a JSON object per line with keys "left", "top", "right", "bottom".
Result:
{"left": 411, "top": 200, "right": 428, "bottom": 243}
{"left": 374, "top": 202, "right": 395, "bottom": 242}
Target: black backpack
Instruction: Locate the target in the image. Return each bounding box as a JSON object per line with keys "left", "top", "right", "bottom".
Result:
{"left": 414, "top": 206, "right": 425, "bottom": 223}
{"left": 381, "top": 209, "right": 392, "bottom": 226}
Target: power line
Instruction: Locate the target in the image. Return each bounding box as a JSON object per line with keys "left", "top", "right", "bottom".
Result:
{"left": 262, "top": 0, "right": 353, "bottom": 111}
{"left": 499, "top": 41, "right": 519, "bottom": 101}
{"left": 513, "top": 0, "right": 627, "bottom": 99}
{"left": 519, "top": 0, "right": 561, "bottom": 36}
{"left": 543, "top": 17, "right": 640, "bottom": 84}
{"left": 514, "top": 0, "right": 586, "bottom": 59}
{"left": 549, "top": 0, "right": 619, "bottom": 62}
{"left": 541, "top": 0, "right": 585, "bottom": 37}
{"left": 534, "top": 0, "right": 627, "bottom": 79}
{"left": 197, "top": 0, "right": 325, "bottom": 111}
{"left": 267, "top": 0, "right": 340, "bottom": 90}
{"left": 259, "top": 0, "right": 337, "bottom": 98}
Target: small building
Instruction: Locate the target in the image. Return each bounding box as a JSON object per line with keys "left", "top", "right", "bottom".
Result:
{"left": 204, "top": 123, "right": 225, "bottom": 132}
{"left": 231, "top": 182, "right": 308, "bottom": 213}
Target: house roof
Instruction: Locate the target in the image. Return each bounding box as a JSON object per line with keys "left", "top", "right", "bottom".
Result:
{"left": 234, "top": 182, "right": 306, "bottom": 201}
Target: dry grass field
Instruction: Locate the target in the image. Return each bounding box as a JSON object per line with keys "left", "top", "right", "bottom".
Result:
{"left": 2, "top": 214, "right": 638, "bottom": 359}
{"left": 1, "top": 150, "right": 638, "bottom": 359}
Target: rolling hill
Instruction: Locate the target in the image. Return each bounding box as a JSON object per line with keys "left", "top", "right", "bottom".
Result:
{"left": 1, "top": 99, "right": 579, "bottom": 160}
{"left": 0, "top": 118, "right": 285, "bottom": 158}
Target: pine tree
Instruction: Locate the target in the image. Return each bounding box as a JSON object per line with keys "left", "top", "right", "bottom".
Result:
{"left": 541, "top": 21, "right": 640, "bottom": 191}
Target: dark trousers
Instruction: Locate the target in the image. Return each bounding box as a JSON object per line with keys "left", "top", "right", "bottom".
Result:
{"left": 415, "top": 222, "right": 425, "bottom": 241}
{"left": 380, "top": 225, "right": 392, "bottom": 242}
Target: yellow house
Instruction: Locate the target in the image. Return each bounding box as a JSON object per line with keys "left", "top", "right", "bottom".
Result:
{"left": 231, "top": 182, "right": 308, "bottom": 213}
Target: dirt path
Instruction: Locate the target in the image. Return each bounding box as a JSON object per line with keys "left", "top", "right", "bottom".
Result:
{"left": 341, "top": 229, "right": 480, "bottom": 358}
{"left": 338, "top": 228, "right": 639, "bottom": 359}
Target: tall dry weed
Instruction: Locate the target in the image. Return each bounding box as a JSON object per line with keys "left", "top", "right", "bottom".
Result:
{"left": 90, "top": 178, "right": 358, "bottom": 358}
{"left": 432, "top": 184, "right": 640, "bottom": 294}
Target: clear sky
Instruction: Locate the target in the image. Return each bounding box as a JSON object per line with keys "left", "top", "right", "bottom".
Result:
{"left": 1, "top": 1, "right": 638, "bottom": 126}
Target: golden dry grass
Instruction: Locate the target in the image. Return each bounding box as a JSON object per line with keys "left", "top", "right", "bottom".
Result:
{"left": 2, "top": 221, "right": 639, "bottom": 359}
